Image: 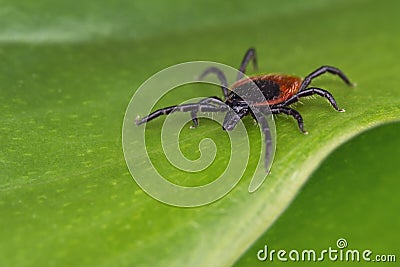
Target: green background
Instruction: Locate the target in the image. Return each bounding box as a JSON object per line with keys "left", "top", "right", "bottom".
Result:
{"left": 1, "top": 0, "right": 399, "bottom": 266}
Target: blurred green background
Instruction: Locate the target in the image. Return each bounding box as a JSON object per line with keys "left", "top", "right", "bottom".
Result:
{"left": 1, "top": 0, "right": 399, "bottom": 266}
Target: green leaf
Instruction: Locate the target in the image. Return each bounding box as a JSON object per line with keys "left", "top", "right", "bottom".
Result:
{"left": 1, "top": 1, "right": 399, "bottom": 267}
{"left": 233, "top": 121, "right": 400, "bottom": 267}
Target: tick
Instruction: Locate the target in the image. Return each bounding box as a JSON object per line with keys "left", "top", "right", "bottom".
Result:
{"left": 136, "top": 48, "right": 353, "bottom": 169}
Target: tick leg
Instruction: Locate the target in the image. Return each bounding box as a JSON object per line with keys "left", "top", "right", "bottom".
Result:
{"left": 222, "top": 109, "right": 242, "bottom": 131}
{"left": 190, "top": 111, "right": 199, "bottom": 128}
{"left": 190, "top": 96, "right": 225, "bottom": 128}
{"left": 135, "top": 103, "right": 228, "bottom": 125}
{"left": 252, "top": 109, "right": 273, "bottom": 172}
{"left": 199, "top": 67, "right": 229, "bottom": 99}
{"left": 198, "top": 96, "right": 224, "bottom": 105}
{"left": 271, "top": 107, "right": 307, "bottom": 134}
{"left": 222, "top": 104, "right": 250, "bottom": 131}
{"left": 237, "top": 48, "right": 258, "bottom": 81}
{"left": 299, "top": 65, "right": 353, "bottom": 92}
{"left": 280, "top": 87, "right": 345, "bottom": 112}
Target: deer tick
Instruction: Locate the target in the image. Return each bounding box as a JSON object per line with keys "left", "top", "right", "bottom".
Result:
{"left": 136, "top": 48, "right": 353, "bottom": 169}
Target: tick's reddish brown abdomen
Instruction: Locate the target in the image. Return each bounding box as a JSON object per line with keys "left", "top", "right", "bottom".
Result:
{"left": 230, "top": 74, "right": 303, "bottom": 106}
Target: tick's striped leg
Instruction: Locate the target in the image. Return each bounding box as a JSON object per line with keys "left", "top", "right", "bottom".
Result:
{"left": 190, "top": 110, "right": 199, "bottom": 128}
{"left": 222, "top": 109, "right": 246, "bottom": 131}
{"left": 199, "top": 67, "right": 229, "bottom": 99}
{"left": 252, "top": 109, "right": 273, "bottom": 172}
{"left": 280, "top": 87, "right": 345, "bottom": 112}
{"left": 190, "top": 96, "right": 225, "bottom": 128}
{"left": 135, "top": 103, "right": 227, "bottom": 126}
{"left": 271, "top": 107, "right": 307, "bottom": 134}
{"left": 237, "top": 48, "right": 258, "bottom": 81}
{"left": 299, "top": 65, "right": 353, "bottom": 92}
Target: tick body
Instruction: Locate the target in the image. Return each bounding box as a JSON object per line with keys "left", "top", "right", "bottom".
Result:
{"left": 136, "top": 48, "right": 353, "bottom": 170}
{"left": 229, "top": 74, "right": 302, "bottom": 106}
